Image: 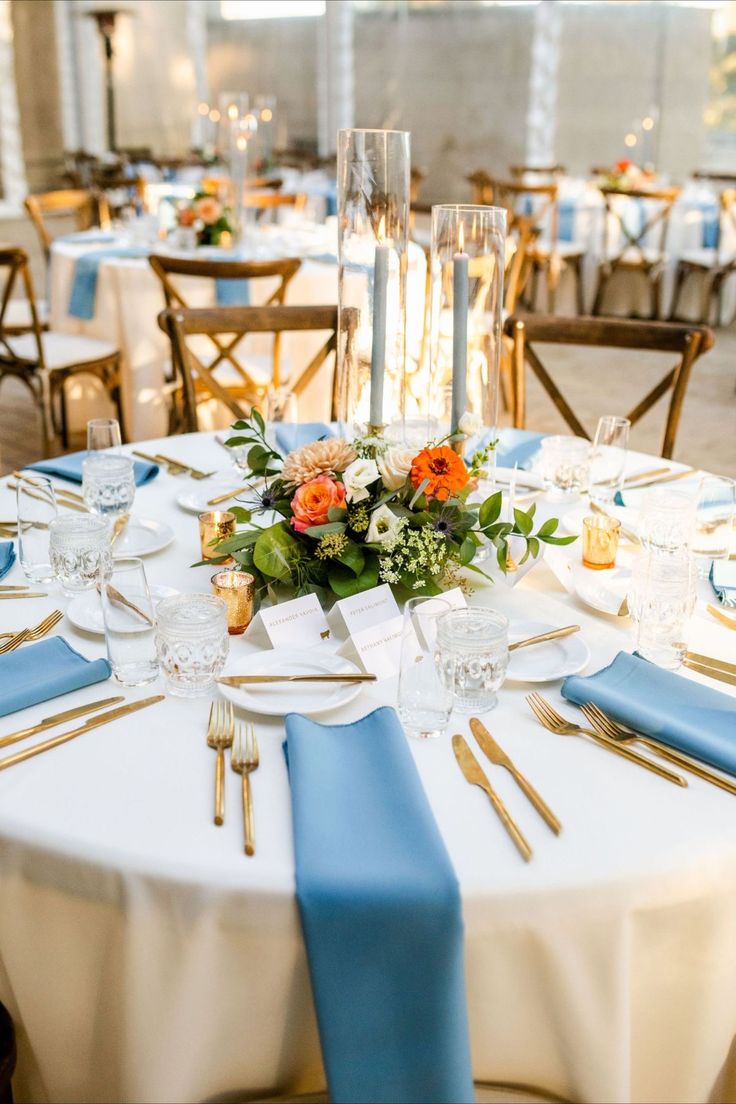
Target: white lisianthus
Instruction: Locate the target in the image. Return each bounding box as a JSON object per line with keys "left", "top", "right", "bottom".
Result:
{"left": 366, "top": 504, "right": 404, "bottom": 545}
{"left": 376, "top": 446, "right": 414, "bottom": 491}
{"left": 342, "top": 457, "right": 379, "bottom": 503}
{"left": 458, "top": 410, "right": 482, "bottom": 436}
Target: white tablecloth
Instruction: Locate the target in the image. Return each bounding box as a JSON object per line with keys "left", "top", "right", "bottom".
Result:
{"left": 1, "top": 434, "right": 735, "bottom": 1104}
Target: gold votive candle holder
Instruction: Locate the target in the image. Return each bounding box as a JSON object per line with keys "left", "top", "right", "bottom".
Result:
{"left": 582, "top": 514, "right": 621, "bottom": 570}
{"left": 210, "top": 570, "right": 255, "bottom": 635}
{"left": 198, "top": 510, "right": 236, "bottom": 561}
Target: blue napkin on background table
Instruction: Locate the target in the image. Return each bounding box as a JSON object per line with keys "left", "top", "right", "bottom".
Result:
{"left": 58, "top": 232, "right": 120, "bottom": 246}
{"left": 68, "top": 247, "right": 150, "bottom": 320}
{"left": 0, "top": 542, "right": 15, "bottom": 580}
{"left": 492, "top": 427, "right": 545, "bottom": 470}
{"left": 0, "top": 637, "right": 111, "bottom": 718}
{"left": 284, "top": 706, "right": 473, "bottom": 1104}
{"left": 274, "top": 422, "right": 335, "bottom": 454}
{"left": 562, "top": 651, "right": 736, "bottom": 776}
{"left": 26, "top": 451, "right": 158, "bottom": 486}
{"left": 711, "top": 560, "right": 736, "bottom": 608}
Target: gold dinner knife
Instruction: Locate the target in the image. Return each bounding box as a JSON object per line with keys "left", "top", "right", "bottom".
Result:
{"left": 452, "top": 734, "right": 532, "bottom": 862}
{"left": 469, "top": 718, "right": 561, "bottom": 835}
{"left": 0, "top": 695, "right": 125, "bottom": 751}
{"left": 0, "top": 695, "right": 165, "bottom": 771}
{"left": 217, "top": 673, "right": 376, "bottom": 686}
{"left": 682, "top": 660, "right": 736, "bottom": 688}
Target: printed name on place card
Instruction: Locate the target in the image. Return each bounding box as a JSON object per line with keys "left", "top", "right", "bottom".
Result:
{"left": 255, "top": 593, "right": 331, "bottom": 649}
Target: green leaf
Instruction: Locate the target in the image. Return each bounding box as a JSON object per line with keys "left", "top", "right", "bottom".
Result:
{"left": 541, "top": 534, "right": 577, "bottom": 546}
{"left": 496, "top": 541, "right": 510, "bottom": 572}
{"left": 230, "top": 506, "right": 251, "bottom": 524}
{"left": 538, "top": 518, "right": 560, "bottom": 537}
{"left": 252, "top": 407, "right": 266, "bottom": 434}
{"left": 527, "top": 537, "right": 540, "bottom": 560}
{"left": 248, "top": 444, "right": 271, "bottom": 473}
{"left": 458, "top": 536, "right": 476, "bottom": 565}
{"left": 479, "top": 491, "right": 503, "bottom": 528}
{"left": 328, "top": 557, "right": 379, "bottom": 597}
{"left": 327, "top": 506, "right": 348, "bottom": 522}
{"left": 514, "top": 507, "right": 533, "bottom": 536}
{"left": 253, "top": 523, "right": 300, "bottom": 582}
{"left": 336, "top": 540, "right": 365, "bottom": 577}
{"left": 224, "top": 436, "right": 252, "bottom": 447}
{"left": 304, "top": 522, "right": 346, "bottom": 537}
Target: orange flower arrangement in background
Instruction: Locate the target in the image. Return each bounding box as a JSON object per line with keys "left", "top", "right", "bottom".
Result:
{"left": 410, "top": 446, "right": 469, "bottom": 501}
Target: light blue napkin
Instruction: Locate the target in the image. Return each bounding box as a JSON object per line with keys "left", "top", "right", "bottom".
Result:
{"left": 274, "top": 422, "right": 335, "bottom": 454}
{"left": 26, "top": 451, "right": 158, "bottom": 486}
{"left": 284, "top": 706, "right": 473, "bottom": 1104}
{"left": 68, "top": 247, "right": 149, "bottom": 320}
{"left": 58, "top": 232, "right": 120, "bottom": 245}
{"left": 214, "top": 277, "right": 250, "bottom": 306}
{"left": 0, "top": 542, "right": 15, "bottom": 580}
{"left": 493, "top": 427, "right": 545, "bottom": 469}
{"left": 711, "top": 560, "right": 736, "bottom": 608}
{"left": 562, "top": 651, "right": 736, "bottom": 776}
{"left": 0, "top": 637, "right": 111, "bottom": 718}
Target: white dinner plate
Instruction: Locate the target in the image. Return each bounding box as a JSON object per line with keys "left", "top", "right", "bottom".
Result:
{"left": 506, "top": 619, "right": 590, "bottom": 683}
{"left": 574, "top": 565, "right": 633, "bottom": 617}
{"left": 66, "top": 584, "right": 179, "bottom": 635}
{"left": 176, "top": 477, "right": 251, "bottom": 515}
{"left": 218, "top": 647, "right": 365, "bottom": 717}
{"left": 112, "top": 517, "right": 174, "bottom": 556}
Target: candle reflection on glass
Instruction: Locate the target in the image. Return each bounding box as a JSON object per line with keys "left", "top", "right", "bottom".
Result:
{"left": 451, "top": 222, "right": 469, "bottom": 435}
{"left": 369, "top": 217, "right": 389, "bottom": 429}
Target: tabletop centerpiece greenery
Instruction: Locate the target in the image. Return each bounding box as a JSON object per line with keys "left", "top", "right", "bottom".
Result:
{"left": 176, "top": 192, "right": 233, "bottom": 246}
{"left": 206, "top": 413, "right": 575, "bottom": 603}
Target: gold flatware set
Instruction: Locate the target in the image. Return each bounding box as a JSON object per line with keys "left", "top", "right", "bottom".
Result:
{"left": 132, "top": 450, "right": 215, "bottom": 480}
{"left": 707, "top": 604, "right": 736, "bottom": 631}
{"left": 682, "top": 651, "right": 736, "bottom": 688}
{"left": 207, "top": 700, "right": 259, "bottom": 856}
{"left": 0, "top": 610, "right": 62, "bottom": 652}
{"left": 207, "top": 478, "right": 267, "bottom": 507}
{"left": 10, "top": 471, "right": 88, "bottom": 512}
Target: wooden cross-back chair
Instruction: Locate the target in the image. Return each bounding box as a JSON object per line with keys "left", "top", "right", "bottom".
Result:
{"left": 159, "top": 305, "right": 357, "bottom": 433}
{"left": 467, "top": 170, "right": 495, "bottom": 206}
{"left": 242, "top": 192, "right": 308, "bottom": 222}
{"left": 592, "top": 185, "right": 681, "bottom": 318}
{"left": 0, "top": 247, "right": 122, "bottom": 453}
{"left": 494, "top": 179, "right": 585, "bottom": 314}
{"left": 670, "top": 187, "right": 736, "bottom": 325}
{"left": 504, "top": 313, "right": 714, "bottom": 459}
{"left": 150, "top": 254, "right": 302, "bottom": 413}
{"left": 24, "top": 189, "right": 110, "bottom": 264}
{"left": 509, "top": 163, "right": 565, "bottom": 181}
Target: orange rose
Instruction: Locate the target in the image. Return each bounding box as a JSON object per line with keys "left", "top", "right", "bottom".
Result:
{"left": 194, "top": 196, "right": 222, "bottom": 225}
{"left": 178, "top": 206, "right": 196, "bottom": 227}
{"left": 290, "top": 475, "right": 346, "bottom": 533}
{"left": 410, "top": 446, "right": 469, "bottom": 502}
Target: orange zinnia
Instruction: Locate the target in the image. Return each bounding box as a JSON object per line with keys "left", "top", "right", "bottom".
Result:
{"left": 410, "top": 446, "right": 469, "bottom": 501}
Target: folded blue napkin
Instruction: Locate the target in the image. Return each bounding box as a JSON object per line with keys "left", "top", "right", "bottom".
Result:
{"left": 26, "top": 451, "right": 158, "bottom": 486}
{"left": 711, "top": 560, "right": 736, "bottom": 608}
{"left": 562, "top": 651, "right": 736, "bottom": 776}
{"left": 493, "top": 427, "right": 545, "bottom": 470}
{"left": 214, "top": 277, "right": 250, "bottom": 306}
{"left": 274, "top": 421, "right": 335, "bottom": 454}
{"left": 0, "top": 637, "right": 111, "bottom": 718}
{"left": 68, "top": 247, "right": 149, "bottom": 320}
{"left": 284, "top": 707, "right": 473, "bottom": 1104}
{"left": 0, "top": 541, "right": 15, "bottom": 580}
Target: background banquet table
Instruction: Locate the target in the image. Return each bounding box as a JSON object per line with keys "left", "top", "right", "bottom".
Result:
{"left": 0, "top": 432, "right": 735, "bottom": 1104}
{"left": 49, "top": 230, "right": 427, "bottom": 442}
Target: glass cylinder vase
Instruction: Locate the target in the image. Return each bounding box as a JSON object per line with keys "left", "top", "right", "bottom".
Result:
{"left": 336, "top": 128, "right": 410, "bottom": 433}
{"left": 429, "top": 204, "right": 506, "bottom": 453}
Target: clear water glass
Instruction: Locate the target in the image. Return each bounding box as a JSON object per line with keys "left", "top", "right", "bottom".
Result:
{"left": 589, "top": 415, "right": 630, "bottom": 505}
{"left": 17, "top": 476, "right": 57, "bottom": 583}
{"left": 87, "top": 417, "right": 122, "bottom": 453}
{"left": 82, "top": 454, "right": 136, "bottom": 518}
{"left": 538, "top": 436, "right": 591, "bottom": 496}
{"left": 692, "top": 476, "right": 735, "bottom": 571}
{"left": 628, "top": 551, "right": 696, "bottom": 670}
{"left": 637, "top": 489, "right": 695, "bottom": 553}
{"left": 397, "top": 596, "right": 453, "bottom": 739}
{"left": 436, "top": 607, "right": 509, "bottom": 714}
{"left": 100, "top": 558, "right": 159, "bottom": 686}
{"left": 49, "top": 515, "right": 112, "bottom": 595}
{"left": 154, "top": 594, "right": 229, "bottom": 698}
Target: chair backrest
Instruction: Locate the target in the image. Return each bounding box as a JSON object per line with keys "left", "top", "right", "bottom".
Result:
{"left": 150, "top": 254, "right": 303, "bottom": 391}
{"left": 24, "top": 188, "right": 107, "bottom": 261}
{"left": 504, "top": 313, "right": 714, "bottom": 459}
{"left": 466, "top": 170, "right": 494, "bottom": 206}
{"left": 0, "top": 246, "right": 45, "bottom": 366}
{"left": 597, "top": 185, "right": 681, "bottom": 265}
{"left": 159, "top": 304, "right": 357, "bottom": 432}
{"left": 493, "top": 179, "right": 559, "bottom": 247}
{"left": 509, "top": 163, "right": 565, "bottom": 181}
{"left": 242, "top": 192, "right": 307, "bottom": 211}
{"left": 503, "top": 217, "right": 539, "bottom": 315}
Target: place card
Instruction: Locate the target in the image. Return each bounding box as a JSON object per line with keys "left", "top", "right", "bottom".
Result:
{"left": 337, "top": 613, "right": 419, "bottom": 681}
{"left": 247, "top": 593, "right": 331, "bottom": 649}
{"left": 327, "top": 582, "right": 400, "bottom": 640}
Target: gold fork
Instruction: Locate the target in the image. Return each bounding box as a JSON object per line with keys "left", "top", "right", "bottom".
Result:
{"left": 526, "top": 693, "right": 686, "bottom": 787}
{"left": 231, "top": 721, "right": 259, "bottom": 856}
{"left": 0, "top": 628, "right": 32, "bottom": 655}
{"left": 206, "top": 700, "right": 234, "bottom": 826}
{"left": 0, "top": 609, "right": 63, "bottom": 644}
{"left": 581, "top": 702, "right": 736, "bottom": 797}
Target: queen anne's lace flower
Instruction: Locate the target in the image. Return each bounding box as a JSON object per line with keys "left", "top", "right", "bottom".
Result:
{"left": 281, "top": 439, "right": 357, "bottom": 486}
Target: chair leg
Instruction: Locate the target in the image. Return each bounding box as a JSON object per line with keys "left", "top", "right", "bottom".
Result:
{"left": 650, "top": 271, "right": 662, "bottom": 321}
{"left": 573, "top": 257, "right": 585, "bottom": 316}
{"left": 668, "top": 261, "right": 688, "bottom": 321}
{"left": 591, "top": 269, "right": 607, "bottom": 316}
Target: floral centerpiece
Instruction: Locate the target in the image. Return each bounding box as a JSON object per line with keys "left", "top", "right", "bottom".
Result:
{"left": 599, "top": 159, "right": 655, "bottom": 192}
{"left": 176, "top": 192, "right": 233, "bottom": 246}
{"left": 206, "top": 413, "right": 575, "bottom": 603}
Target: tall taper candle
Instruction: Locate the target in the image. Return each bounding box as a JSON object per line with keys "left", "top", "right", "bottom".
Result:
{"left": 369, "top": 241, "right": 389, "bottom": 427}
{"left": 451, "top": 244, "right": 469, "bottom": 433}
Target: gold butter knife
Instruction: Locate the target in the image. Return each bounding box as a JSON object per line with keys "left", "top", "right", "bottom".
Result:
{"left": 14, "top": 472, "right": 85, "bottom": 503}
{"left": 452, "top": 734, "right": 532, "bottom": 862}
{"left": 0, "top": 592, "right": 48, "bottom": 600}
{"left": 217, "top": 673, "right": 376, "bottom": 686}
{"left": 0, "top": 695, "right": 125, "bottom": 751}
{"left": 469, "top": 718, "right": 561, "bottom": 835}
{"left": 0, "top": 695, "right": 165, "bottom": 771}
{"left": 509, "top": 625, "right": 580, "bottom": 653}
{"left": 207, "top": 478, "right": 267, "bottom": 507}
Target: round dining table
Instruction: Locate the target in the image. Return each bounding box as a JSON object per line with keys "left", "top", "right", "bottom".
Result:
{"left": 0, "top": 432, "right": 735, "bottom": 1104}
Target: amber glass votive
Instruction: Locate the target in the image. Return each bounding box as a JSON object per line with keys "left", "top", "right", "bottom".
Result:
{"left": 199, "top": 510, "right": 236, "bottom": 561}
{"left": 211, "top": 570, "right": 255, "bottom": 635}
{"left": 582, "top": 514, "right": 621, "bottom": 570}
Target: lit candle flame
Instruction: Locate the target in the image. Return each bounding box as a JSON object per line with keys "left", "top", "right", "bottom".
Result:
{"left": 458, "top": 223, "right": 465, "bottom": 253}
{"left": 378, "top": 216, "right": 386, "bottom": 242}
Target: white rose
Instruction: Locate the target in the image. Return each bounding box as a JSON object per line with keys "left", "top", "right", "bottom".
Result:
{"left": 366, "top": 504, "right": 404, "bottom": 545}
{"left": 342, "top": 457, "right": 379, "bottom": 503}
{"left": 458, "top": 411, "right": 482, "bottom": 437}
{"left": 377, "top": 446, "right": 414, "bottom": 491}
